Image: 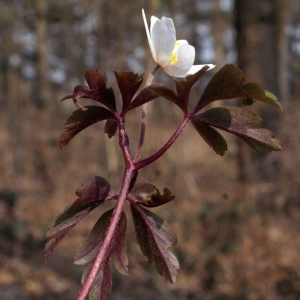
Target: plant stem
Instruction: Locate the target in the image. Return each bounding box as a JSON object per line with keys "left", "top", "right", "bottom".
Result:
{"left": 76, "top": 116, "right": 134, "bottom": 300}
{"left": 134, "top": 64, "right": 160, "bottom": 162}
{"left": 76, "top": 167, "right": 134, "bottom": 300}
{"left": 134, "top": 112, "right": 192, "bottom": 171}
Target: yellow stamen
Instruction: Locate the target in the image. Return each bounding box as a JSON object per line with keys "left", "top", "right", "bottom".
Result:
{"left": 169, "top": 41, "right": 181, "bottom": 65}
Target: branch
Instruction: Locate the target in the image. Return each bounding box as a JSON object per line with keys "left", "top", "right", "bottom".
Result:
{"left": 134, "top": 64, "right": 160, "bottom": 162}
{"left": 134, "top": 112, "right": 192, "bottom": 171}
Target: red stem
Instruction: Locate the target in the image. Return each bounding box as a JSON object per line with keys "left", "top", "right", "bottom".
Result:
{"left": 134, "top": 112, "right": 193, "bottom": 171}
{"left": 75, "top": 167, "right": 134, "bottom": 300}
{"left": 76, "top": 116, "right": 134, "bottom": 300}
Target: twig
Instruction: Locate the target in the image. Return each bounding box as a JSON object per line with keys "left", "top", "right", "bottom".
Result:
{"left": 134, "top": 112, "right": 193, "bottom": 170}
{"left": 134, "top": 64, "right": 160, "bottom": 162}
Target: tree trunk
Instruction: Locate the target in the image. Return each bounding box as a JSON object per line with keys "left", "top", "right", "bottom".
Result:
{"left": 35, "top": 0, "right": 49, "bottom": 108}
{"left": 234, "top": 0, "right": 282, "bottom": 202}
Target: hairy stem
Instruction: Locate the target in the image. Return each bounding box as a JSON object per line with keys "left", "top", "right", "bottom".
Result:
{"left": 134, "top": 64, "right": 160, "bottom": 162}
{"left": 134, "top": 112, "right": 193, "bottom": 171}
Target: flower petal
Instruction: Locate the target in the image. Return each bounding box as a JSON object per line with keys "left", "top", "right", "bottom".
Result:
{"left": 142, "top": 9, "right": 155, "bottom": 60}
{"left": 163, "top": 43, "right": 195, "bottom": 77}
{"left": 151, "top": 16, "right": 176, "bottom": 65}
{"left": 186, "top": 64, "right": 216, "bottom": 76}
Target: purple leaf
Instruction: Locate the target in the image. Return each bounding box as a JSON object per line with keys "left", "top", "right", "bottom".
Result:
{"left": 45, "top": 204, "right": 96, "bottom": 262}
{"left": 129, "top": 86, "right": 159, "bottom": 110}
{"left": 112, "top": 211, "right": 128, "bottom": 275}
{"left": 195, "top": 64, "right": 282, "bottom": 111}
{"left": 114, "top": 71, "right": 143, "bottom": 112}
{"left": 81, "top": 260, "right": 112, "bottom": 300}
{"left": 44, "top": 177, "right": 114, "bottom": 262}
{"left": 61, "top": 93, "right": 73, "bottom": 101}
{"left": 175, "top": 65, "right": 209, "bottom": 106}
{"left": 74, "top": 209, "right": 113, "bottom": 265}
{"left": 129, "top": 66, "right": 209, "bottom": 112}
{"left": 148, "top": 84, "right": 184, "bottom": 111}
{"left": 74, "top": 209, "right": 128, "bottom": 274}
{"left": 129, "top": 83, "right": 187, "bottom": 111}
{"left": 104, "top": 119, "right": 118, "bottom": 139}
{"left": 61, "top": 69, "right": 117, "bottom": 112}
{"left": 191, "top": 120, "right": 228, "bottom": 156}
{"left": 83, "top": 70, "right": 117, "bottom": 111}
{"left": 59, "top": 106, "right": 115, "bottom": 149}
{"left": 75, "top": 209, "right": 127, "bottom": 300}
{"left": 74, "top": 176, "right": 115, "bottom": 207}
{"left": 192, "top": 106, "right": 281, "bottom": 152}
{"left": 130, "top": 204, "right": 179, "bottom": 283}
{"left": 84, "top": 69, "right": 107, "bottom": 89}
{"left": 129, "top": 182, "right": 175, "bottom": 207}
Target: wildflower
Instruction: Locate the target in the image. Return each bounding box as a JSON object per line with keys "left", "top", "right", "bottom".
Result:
{"left": 142, "top": 9, "right": 215, "bottom": 78}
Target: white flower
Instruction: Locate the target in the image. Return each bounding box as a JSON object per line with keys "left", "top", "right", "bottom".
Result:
{"left": 142, "top": 9, "right": 215, "bottom": 78}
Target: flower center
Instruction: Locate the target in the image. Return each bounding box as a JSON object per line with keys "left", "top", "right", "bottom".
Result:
{"left": 169, "top": 41, "right": 180, "bottom": 65}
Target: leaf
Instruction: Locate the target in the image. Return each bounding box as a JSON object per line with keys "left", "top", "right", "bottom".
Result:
{"left": 242, "top": 98, "right": 256, "bottom": 106}
{"left": 240, "top": 84, "right": 283, "bottom": 111}
{"left": 175, "top": 65, "right": 210, "bottom": 106}
{"left": 129, "top": 182, "right": 175, "bottom": 207}
{"left": 74, "top": 209, "right": 113, "bottom": 265}
{"left": 114, "top": 71, "right": 143, "bottom": 112}
{"left": 112, "top": 211, "right": 128, "bottom": 275}
{"left": 130, "top": 204, "right": 179, "bottom": 283}
{"left": 45, "top": 204, "right": 96, "bottom": 262}
{"left": 148, "top": 84, "right": 183, "bottom": 111}
{"left": 84, "top": 69, "right": 107, "bottom": 89}
{"left": 104, "top": 119, "right": 118, "bottom": 138}
{"left": 61, "top": 93, "right": 73, "bottom": 101}
{"left": 192, "top": 106, "right": 281, "bottom": 152}
{"left": 74, "top": 209, "right": 128, "bottom": 275}
{"left": 44, "top": 177, "right": 114, "bottom": 261}
{"left": 75, "top": 209, "right": 127, "bottom": 300}
{"left": 81, "top": 260, "right": 112, "bottom": 300}
{"left": 61, "top": 69, "right": 117, "bottom": 112}
{"left": 84, "top": 70, "right": 117, "bottom": 111}
{"left": 74, "top": 176, "right": 115, "bottom": 207}
{"left": 191, "top": 120, "right": 228, "bottom": 156}
{"left": 59, "top": 106, "right": 115, "bottom": 149}
{"left": 195, "top": 64, "right": 283, "bottom": 111}
{"left": 129, "top": 85, "right": 159, "bottom": 110}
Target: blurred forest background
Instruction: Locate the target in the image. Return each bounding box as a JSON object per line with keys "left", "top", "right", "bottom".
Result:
{"left": 1, "top": 0, "right": 300, "bottom": 299}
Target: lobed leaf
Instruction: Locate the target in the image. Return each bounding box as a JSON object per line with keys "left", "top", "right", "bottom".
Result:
{"left": 112, "top": 211, "right": 128, "bottom": 275}
{"left": 128, "top": 85, "right": 160, "bottom": 110}
{"left": 114, "top": 71, "right": 143, "bottom": 112}
{"left": 192, "top": 106, "right": 281, "bottom": 152}
{"left": 129, "top": 182, "right": 175, "bottom": 207}
{"left": 191, "top": 120, "right": 228, "bottom": 156}
{"left": 74, "top": 176, "right": 115, "bottom": 208}
{"left": 44, "top": 177, "right": 114, "bottom": 262}
{"left": 195, "top": 64, "right": 283, "bottom": 112}
{"left": 75, "top": 209, "right": 127, "bottom": 300}
{"left": 45, "top": 203, "right": 96, "bottom": 262}
{"left": 104, "top": 119, "right": 118, "bottom": 138}
{"left": 61, "top": 69, "right": 117, "bottom": 112}
{"left": 147, "top": 84, "right": 183, "bottom": 111}
{"left": 84, "top": 69, "right": 107, "bottom": 90}
{"left": 130, "top": 204, "right": 179, "bottom": 283}
{"left": 59, "top": 106, "right": 115, "bottom": 149}
{"left": 83, "top": 70, "right": 117, "bottom": 111}
{"left": 74, "top": 209, "right": 113, "bottom": 265}
{"left": 175, "top": 65, "right": 210, "bottom": 107}
{"left": 81, "top": 260, "right": 112, "bottom": 300}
